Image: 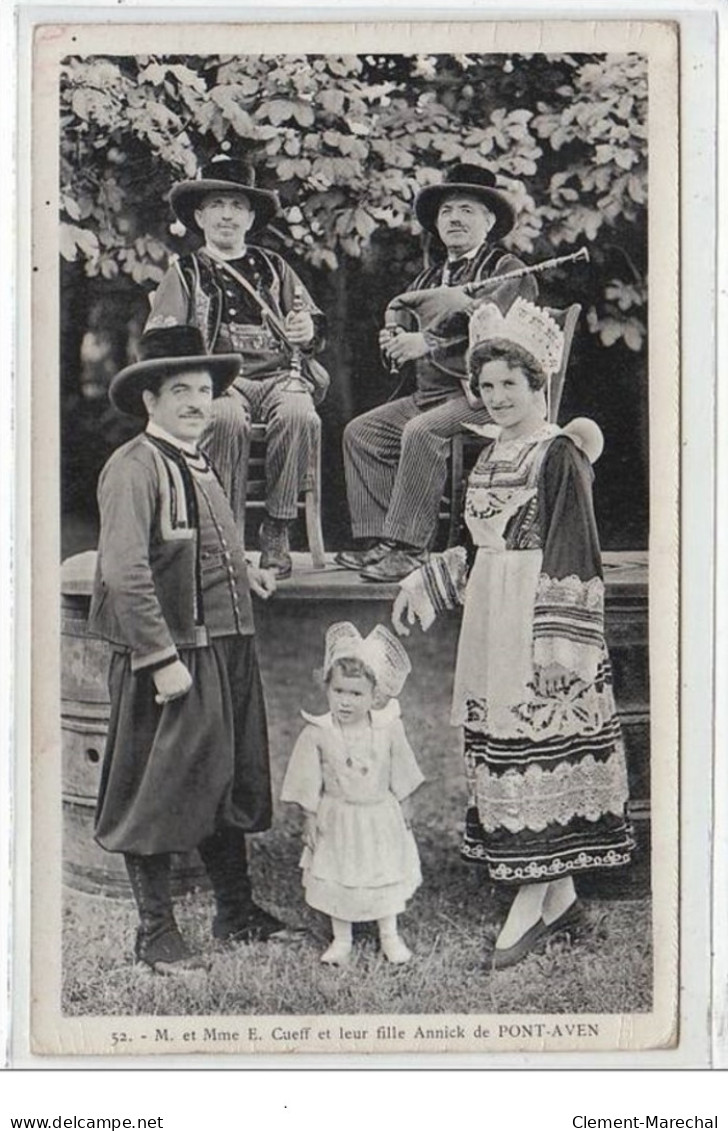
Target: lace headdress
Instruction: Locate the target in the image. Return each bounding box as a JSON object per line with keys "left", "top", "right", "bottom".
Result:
{"left": 323, "top": 622, "right": 412, "bottom": 698}
{"left": 469, "top": 298, "right": 565, "bottom": 380}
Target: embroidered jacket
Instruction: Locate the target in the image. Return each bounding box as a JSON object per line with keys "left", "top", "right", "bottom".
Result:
{"left": 88, "top": 432, "right": 254, "bottom": 671}
{"left": 146, "top": 246, "right": 326, "bottom": 381}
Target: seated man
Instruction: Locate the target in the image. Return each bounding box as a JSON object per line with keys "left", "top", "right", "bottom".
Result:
{"left": 146, "top": 156, "right": 328, "bottom": 579}
{"left": 89, "top": 325, "right": 297, "bottom": 972}
{"left": 338, "top": 163, "right": 537, "bottom": 583}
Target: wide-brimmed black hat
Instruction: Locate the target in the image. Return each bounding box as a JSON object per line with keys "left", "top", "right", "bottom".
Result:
{"left": 109, "top": 326, "right": 241, "bottom": 418}
{"left": 414, "top": 163, "right": 515, "bottom": 241}
{"left": 169, "top": 157, "right": 281, "bottom": 234}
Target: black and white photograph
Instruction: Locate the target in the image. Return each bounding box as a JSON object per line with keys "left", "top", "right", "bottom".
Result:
{"left": 28, "top": 18, "right": 680, "bottom": 1057}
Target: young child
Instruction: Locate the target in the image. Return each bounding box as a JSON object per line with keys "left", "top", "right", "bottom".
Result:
{"left": 281, "top": 622, "right": 424, "bottom": 965}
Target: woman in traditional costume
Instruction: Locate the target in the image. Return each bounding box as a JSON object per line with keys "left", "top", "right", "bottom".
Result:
{"left": 392, "top": 298, "right": 634, "bottom": 969}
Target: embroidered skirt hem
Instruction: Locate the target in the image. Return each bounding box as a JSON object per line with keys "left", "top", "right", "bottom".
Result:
{"left": 461, "top": 725, "right": 634, "bottom": 884}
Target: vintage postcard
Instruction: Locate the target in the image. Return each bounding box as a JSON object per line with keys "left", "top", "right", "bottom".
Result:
{"left": 26, "top": 17, "right": 681, "bottom": 1058}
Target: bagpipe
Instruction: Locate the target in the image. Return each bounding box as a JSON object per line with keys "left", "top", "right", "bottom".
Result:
{"left": 382, "top": 246, "right": 590, "bottom": 377}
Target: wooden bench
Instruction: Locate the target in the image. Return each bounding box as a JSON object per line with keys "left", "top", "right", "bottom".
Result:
{"left": 244, "top": 420, "right": 326, "bottom": 568}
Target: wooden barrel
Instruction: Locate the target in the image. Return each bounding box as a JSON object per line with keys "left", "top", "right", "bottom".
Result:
{"left": 61, "top": 551, "right": 207, "bottom": 899}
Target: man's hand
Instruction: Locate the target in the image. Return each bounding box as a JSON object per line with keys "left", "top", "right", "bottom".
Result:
{"left": 382, "top": 331, "right": 430, "bottom": 367}
{"left": 392, "top": 589, "right": 418, "bottom": 637}
{"left": 284, "top": 309, "right": 315, "bottom": 346}
{"left": 534, "top": 661, "right": 577, "bottom": 698}
{"left": 248, "top": 565, "right": 277, "bottom": 600}
{"left": 379, "top": 326, "right": 402, "bottom": 354}
{"left": 153, "top": 659, "right": 193, "bottom": 705}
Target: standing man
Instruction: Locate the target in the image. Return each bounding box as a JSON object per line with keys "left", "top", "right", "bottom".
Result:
{"left": 338, "top": 164, "right": 537, "bottom": 583}
{"left": 146, "top": 156, "right": 328, "bottom": 579}
{"left": 89, "top": 325, "right": 295, "bottom": 973}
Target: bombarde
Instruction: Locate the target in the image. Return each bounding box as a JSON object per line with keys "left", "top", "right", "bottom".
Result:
{"left": 382, "top": 246, "right": 590, "bottom": 374}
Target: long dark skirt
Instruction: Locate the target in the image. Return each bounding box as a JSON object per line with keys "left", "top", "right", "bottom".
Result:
{"left": 95, "top": 635, "right": 271, "bottom": 855}
{"left": 461, "top": 721, "right": 635, "bottom": 884}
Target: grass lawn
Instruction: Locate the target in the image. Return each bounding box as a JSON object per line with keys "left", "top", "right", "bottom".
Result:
{"left": 63, "top": 875, "right": 652, "bottom": 1018}
{"left": 62, "top": 598, "right": 652, "bottom": 1017}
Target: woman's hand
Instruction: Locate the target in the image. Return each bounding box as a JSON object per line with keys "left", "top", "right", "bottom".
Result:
{"left": 284, "top": 309, "right": 315, "bottom": 346}
{"left": 392, "top": 589, "right": 417, "bottom": 637}
{"left": 303, "top": 812, "right": 318, "bottom": 851}
{"left": 153, "top": 659, "right": 193, "bottom": 705}
{"left": 534, "top": 661, "right": 576, "bottom": 698}
{"left": 383, "top": 331, "right": 430, "bottom": 367}
{"left": 248, "top": 565, "right": 277, "bottom": 600}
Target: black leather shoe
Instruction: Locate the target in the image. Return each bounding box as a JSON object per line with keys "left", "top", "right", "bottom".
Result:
{"left": 213, "top": 903, "right": 304, "bottom": 944}
{"left": 543, "top": 898, "right": 584, "bottom": 938}
{"left": 135, "top": 925, "right": 209, "bottom": 975}
{"left": 125, "top": 852, "right": 208, "bottom": 974}
{"left": 334, "top": 541, "right": 393, "bottom": 571}
{"left": 360, "top": 547, "right": 429, "bottom": 583}
{"left": 491, "top": 918, "right": 550, "bottom": 971}
{"left": 259, "top": 517, "right": 292, "bottom": 579}
{"left": 491, "top": 901, "right": 585, "bottom": 972}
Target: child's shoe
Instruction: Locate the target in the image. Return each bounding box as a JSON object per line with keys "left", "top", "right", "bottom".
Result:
{"left": 380, "top": 933, "right": 412, "bottom": 964}
{"left": 320, "top": 940, "right": 352, "bottom": 966}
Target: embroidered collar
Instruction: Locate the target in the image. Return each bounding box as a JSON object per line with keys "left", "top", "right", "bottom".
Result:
{"left": 442, "top": 243, "right": 486, "bottom": 284}
{"left": 203, "top": 243, "right": 248, "bottom": 262}
{"left": 301, "top": 699, "right": 401, "bottom": 731}
{"left": 445, "top": 243, "right": 482, "bottom": 265}
{"left": 146, "top": 421, "right": 199, "bottom": 455}
{"left": 492, "top": 422, "right": 560, "bottom": 455}
{"left": 145, "top": 425, "right": 214, "bottom": 479}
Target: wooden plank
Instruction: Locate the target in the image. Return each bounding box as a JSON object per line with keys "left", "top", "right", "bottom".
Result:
{"left": 61, "top": 549, "right": 648, "bottom": 603}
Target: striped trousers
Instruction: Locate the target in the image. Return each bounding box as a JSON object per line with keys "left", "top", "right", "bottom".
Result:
{"left": 342, "top": 392, "right": 491, "bottom": 549}
{"left": 201, "top": 377, "right": 319, "bottom": 534}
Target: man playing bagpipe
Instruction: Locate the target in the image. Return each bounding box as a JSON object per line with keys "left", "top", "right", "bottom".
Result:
{"left": 337, "top": 163, "right": 537, "bottom": 583}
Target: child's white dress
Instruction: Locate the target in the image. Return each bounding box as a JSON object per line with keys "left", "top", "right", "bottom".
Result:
{"left": 281, "top": 700, "right": 424, "bottom": 921}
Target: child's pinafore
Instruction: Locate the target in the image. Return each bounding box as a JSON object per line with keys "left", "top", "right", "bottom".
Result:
{"left": 281, "top": 700, "right": 424, "bottom": 921}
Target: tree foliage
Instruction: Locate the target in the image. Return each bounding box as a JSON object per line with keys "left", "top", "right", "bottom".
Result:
{"left": 60, "top": 51, "right": 648, "bottom": 351}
